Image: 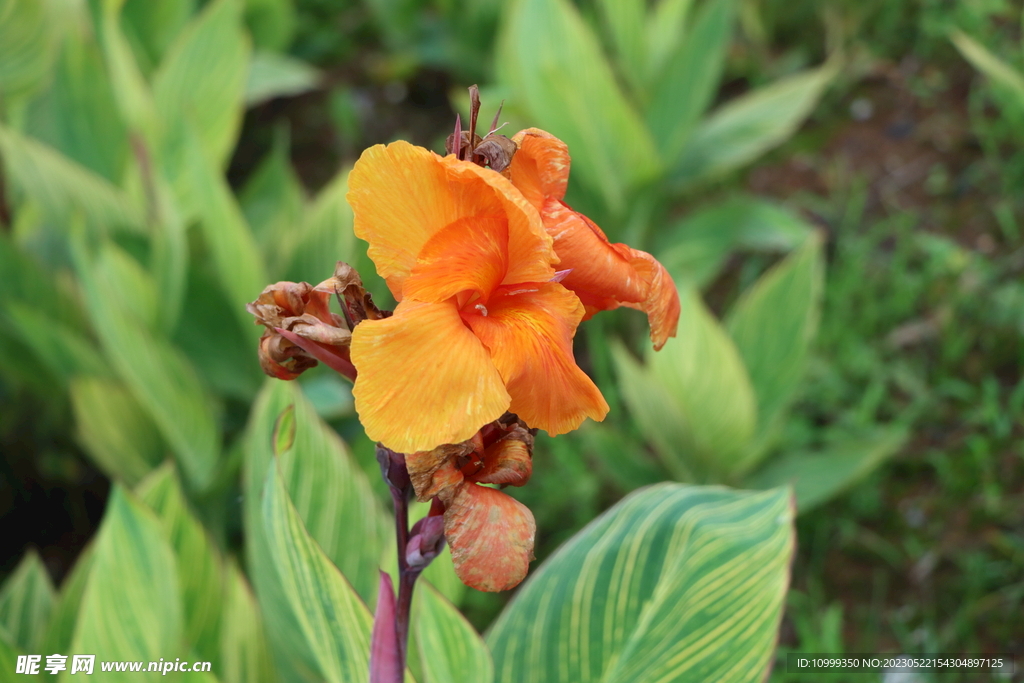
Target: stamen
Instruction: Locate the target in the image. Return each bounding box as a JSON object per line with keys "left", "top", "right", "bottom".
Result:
{"left": 475, "top": 304, "right": 488, "bottom": 316}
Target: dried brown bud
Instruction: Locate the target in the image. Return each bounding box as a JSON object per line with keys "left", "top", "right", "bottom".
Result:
{"left": 247, "top": 261, "right": 384, "bottom": 381}
{"left": 444, "top": 85, "right": 516, "bottom": 174}
{"left": 473, "top": 134, "right": 517, "bottom": 174}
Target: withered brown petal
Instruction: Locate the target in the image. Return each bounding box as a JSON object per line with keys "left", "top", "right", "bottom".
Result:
{"left": 445, "top": 484, "right": 536, "bottom": 592}
{"left": 474, "top": 134, "right": 517, "bottom": 174}
{"left": 473, "top": 436, "right": 532, "bottom": 487}
{"left": 406, "top": 442, "right": 474, "bottom": 502}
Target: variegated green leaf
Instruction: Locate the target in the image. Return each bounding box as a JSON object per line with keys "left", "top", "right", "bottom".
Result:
{"left": 153, "top": 0, "right": 250, "bottom": 167}
{"left": 594, "top": 0, "right": 647, "bottom": 98}
{"left": 220, "top": 561, "right": 277, "bottom": 683}
{"left": 0, "top": 0, "right": 58, "bottom": 99}
{"left": 137, "top": 463, "right": 224, "bottom": 662}
{"left": 283, "top": 166, "right": 359, "bottom": 284}
{"left": 98, "top": 0, "right": 161, "bottom": 145}
{"left": 745, "top": 426, "right": 908, "bottom": 512}
{"left": 725, "top": 235, "right": 824, "bottom": 472}
{"left": 488, "top": 484, "right": 794, "bottom": 683}
{"left": 62, "top": 487, "right": 183, "bottom": 682}
{"left": 672, "top": 64, "right": 834, "bottom": 187}
{"left": 260, "top": 461, "right": 374, "bottom": 683}
{"left": 244, "top": 380, "right": 391, "bottom": 681}
{"left": 40, "top": 545, "right": 94, "bottom": 656}
{"left": 70, "top": 376, "right": 165, "bottom": 485}
{"left": 646, "top": 0, "right": 736, "bottom": 164}
{"left": 240, "top": 133, "right": 306, "bottom": 278}
{"left": 617, "top": 288, "right": 757, "bottom": 481}
{"left": 415, "top": 583, "right": 492, "bottom": 683}
{"left": 4, "top": 302, "right": 108, "bottom": 386}
{"left": 176, "top": 124, "right": 267, "bottom": 331}
{"left": 0, "top": 550, "right": 55, "bottom": 653}
{"left": 0, "top": 125, "right": 143, "bottom": 232}
{"left": 245, "top": 51, "right": 320, "bottom": 107}
{"left": 496, "top": 0, "right": 659, "bottom": 214}
{"left": 73, "top": 239, "right": 221, "bottom": 491}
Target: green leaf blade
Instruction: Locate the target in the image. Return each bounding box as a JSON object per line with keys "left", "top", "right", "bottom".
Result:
{"left": 487, "top": 484, "right": 794, "bottom": 683}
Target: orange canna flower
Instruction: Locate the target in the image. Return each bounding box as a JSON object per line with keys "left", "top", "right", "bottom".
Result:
{"left": 508, "top": 128, "right": 681, "bottom": 350}
{"left": 347, "top": 140, "right": 609, "bottom": 455}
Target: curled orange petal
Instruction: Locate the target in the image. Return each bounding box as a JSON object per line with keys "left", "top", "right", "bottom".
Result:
{"left": 473, "top": 437, "right": 532, "bottom": 487}
{"left": 403, "top": 215, "right": 509, "bottom": 304}
{"left": 350, "top": 299, "right": 510, "bottom": 453}
{"left": 444, "top": 484, "right": 536, "bottom": 592}
{"left": 509, "top": 128, "right": 570, "bottom": 211}
{"left": 463, "top": 282, "right": 608, "bottom": 436}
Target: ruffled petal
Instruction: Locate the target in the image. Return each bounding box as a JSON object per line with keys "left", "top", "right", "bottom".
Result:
{"left": 403, "top": 215, "right": 509, "bottom": 304}
{"left": 463, "top": 282, "right": 608, "bottom": 436}
{"left": 444, "top": 483, "right": 536, "bottom": 592}
{"left": 442, "top": 154, "right": 556, "bottom": 286}
{"left": 349, "top": 142, "right": 557, "bottom": 297}
{"left": 544, "top": 203, "right": 680, "bottom": 350}
{"left": 473, "top": 437, "right": 532, "bottom": 486}
{"left": 509, "top": 128, "right": 571, "bottom": 211}
{"left": 351, "top": 299, "right": 510, "bottom": 453}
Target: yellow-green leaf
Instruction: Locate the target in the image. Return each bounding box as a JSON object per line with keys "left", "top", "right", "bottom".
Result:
{"left": 725, "top": 235, "right": 824, "bottom": 472}
{"left": 220, "top": 561, "right": 277, "bottom": 683}
{"left": 951, "top": 29, "right": 1024, "bottom": 111}
{"left": 0, "top": 550, "right": 54, "bottom": 652}
{"left": 496, "top": 0, "right": 659, "bottom": 213}
{"left": 71, "top": 376, "right": 165, "bottom": 485}
{"left": 0, "top": 125, "right": 143, "bottom": 232}
{"left": 137, "top": 464, "right": 225, "bottom": 662}
{"left": 40, "top": 545, "right": 94, "bottom": 656}
{"left": 260, "top": 461, "right": 374, "bottom": 683}
{"left": 63, "top": 487, "right": 183, "bottom": 682}
{"left": 0, "top": 0, "right": 58, "bottom": 98}
{"left": 415, "top": 583, "right": 492, "bottom": 683}
{"left": 672, "top": 64, "right": 834, "bottom": 187}
{"left": 487, "top": 484, "right": 794, "bottom": 683}
{"left": 153, "top": 0, "right": 250, "bottom": 167}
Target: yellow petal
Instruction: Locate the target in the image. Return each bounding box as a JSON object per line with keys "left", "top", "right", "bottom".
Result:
{"left": 464, "top": 282, "right": 608, "bottom": 436}
{"left": 403, "top": 215, "right": 509, "bottom": 304}
{"left": 445, "top": 483, "right": 536, "bottom": 592}
{"left": 348, "top": 142, "right": 555, "bottom": 296}
{"left": 351, "top": 299, "right": 510, "bottom": 453}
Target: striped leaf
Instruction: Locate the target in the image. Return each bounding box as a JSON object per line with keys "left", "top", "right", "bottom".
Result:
{"left": 646, "top": 0, "right": 736, "bottom": 165}
{"left": 415, "top": 583, "right": 492, "bottom": 683}
{"left": 0, "top": 125, "right": 143, "bottom": 232}
{"left": 153, "top": 0, "right": 250, "bottom": 168}
{"left": 725, "top": 235, "right": 824, "bottom": 474}
{"left": 0, "top": 0, "right": 58, "bottom": 98}
{"left": 671, "top": 65, "right": 834, "bottom": 187}
{"left": 616, "top": 288, "right": 757, "bottom": 482}
{"left": 220, "top": 562, "right": 277, "bottom": 683}
{"left": 487, "top": 484, "right": 794, "bottom": 683}
{"left": 137, "top": 464, "right": 225, "bottom": 662}
{"left": 496, "top": 0, "right": 659, "bottom": 214}
{"left": 70, "top": 376, "right": 165, "bottom": 485}
{"left": 40, "top": 545, "right": 94, "bottom": 656}
{"left": 63, "top": 487, "right": 183, "bottom": 682}
{"left": 73, "top": 239, "right": 221, "bottom": 491}
{"left": 0, "top": 550, "right": 55, "bottom": 652}
{"left": 244, "top": 380, "right": 391, "bottom": 681}
{"left": 260, "top": 460, "right": 375, "bottom": 683}
{"left": 176, "top": 123, "right": 267, "bottom": 332}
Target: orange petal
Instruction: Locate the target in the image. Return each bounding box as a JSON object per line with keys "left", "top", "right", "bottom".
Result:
{"left": 403, "top": 215, "right": 508, "bottom": 304}
{"left": 473, "top": 437, "right": 532, "bottom": 487}
{"left": 441, "top": 154, "right": 556, "bottom": 286}
{"left": 509, "top": 128, "right": 571, "bottom": 211}
{"left": 350, "top": 299, "right": 510, "bottom": 453}
{"left": 463, "top": 282, "right": 608, "bottom": 436}
{"left": 348, "top": 142, "right": 555, "bottom": 296}
{"left": 445, "top": 483, "right": 536, "bottom": 592}
{"left": 545, "top": 203, "right": 680, "bottom": 350}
